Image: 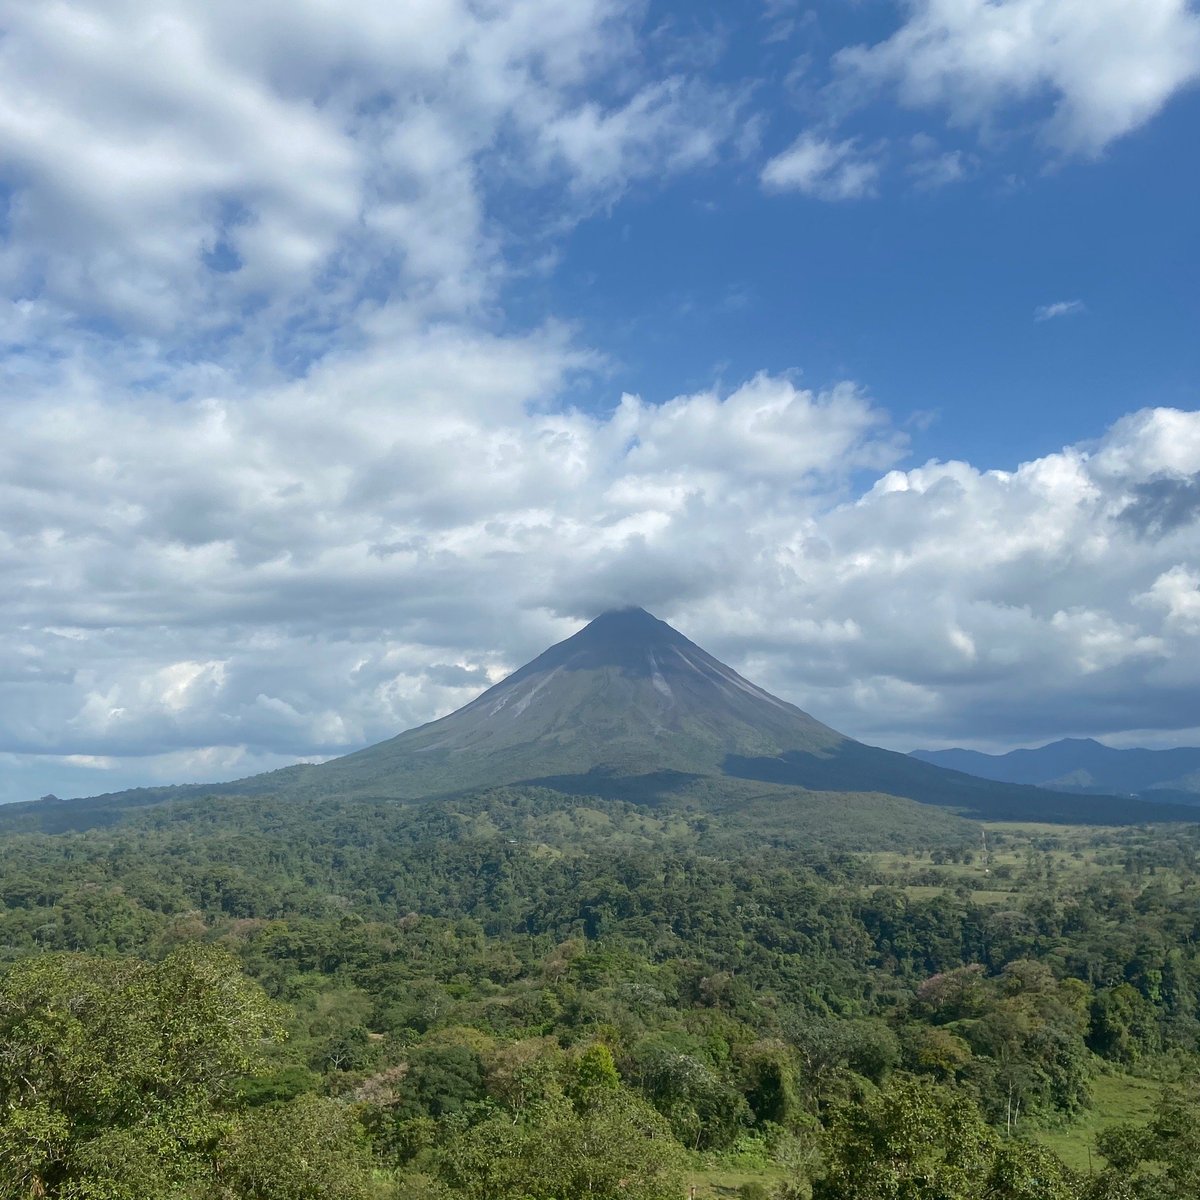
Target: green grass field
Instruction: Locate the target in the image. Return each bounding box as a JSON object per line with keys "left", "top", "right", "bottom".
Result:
{"left": 685, "top": 1075, "right": 1161, "bottom": 1194}
{"left": 1035, "top": 1073, "right": 1161, "bottom": 1173}
{"left": 863, "top": 819, "right": 1192, "bottom": 912}
{"left": 689, "top": 1165, "right": 789, "bottom": 1200}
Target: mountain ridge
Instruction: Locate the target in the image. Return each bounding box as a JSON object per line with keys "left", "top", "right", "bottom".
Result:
{"left": 911, "top": 738, "right": 1200, "bottom": 801}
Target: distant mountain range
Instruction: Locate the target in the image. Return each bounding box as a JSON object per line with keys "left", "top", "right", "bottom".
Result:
{"left": 911, "top": 738, "right": 1200, "bottom": 804}
{"left": 4, "top": 609, "right": 1197, "bottom": 835}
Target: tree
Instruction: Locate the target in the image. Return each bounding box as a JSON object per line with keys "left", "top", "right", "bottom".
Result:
{"left": 813, "top": 1079, "right": 998, "bottom": 1200}
{"left": 1087, "top": 985, "right": 1159, "bottom": 1065}
{"left": 0, "top": 945, "right": 281, "bottom": 1198}
{"left": 629, "top": 1041, "right": 749, "bottom": 1149}
{"left": 740, "top": 1041, "right": 802, "bottom": 1127}
{"left": 0, "top": 947, "right": 372, "bottom": 1200}
{"left": 1089, "top": 1087, "right": 1200, "bottom": 1200}
{"left": 571, "top": 1042, "right": 621, "bottom": 1098}
{"left": 214, "top": 1094, "right": 374, "bottom": 1200}
{"left": 984, "top": 1142, "right": 1080, "bottom": 1200}
{"left": 436, "top": 1088, "right": 684, "bottom": 1200}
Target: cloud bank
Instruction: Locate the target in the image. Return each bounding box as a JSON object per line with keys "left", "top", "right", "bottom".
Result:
{"left": 4, "top": 355, "right": 1200, "bottom": 799}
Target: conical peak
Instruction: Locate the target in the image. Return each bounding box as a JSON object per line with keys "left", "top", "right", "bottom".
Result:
{"left": 499, "top": 608, "right": 685, "bottom": 683}
{"left": 308, "top": 601, "right": 848, "bottom": 798}
{"left": 593, "top": 605, "right": 654, "bottom": 622}
{"left": 546, "top": 606, "right": 694, "bottom": 668}
{"left": 576, "top": 607, "right": 681, "bottom": 643}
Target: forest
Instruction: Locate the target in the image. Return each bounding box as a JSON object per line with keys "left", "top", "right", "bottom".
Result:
{"left": 2, "top": 785, "right": 1200, "bottom": 1199}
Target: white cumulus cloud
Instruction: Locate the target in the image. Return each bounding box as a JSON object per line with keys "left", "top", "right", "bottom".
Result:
{"left": 838, "top": 0, "right": 1200, "bottom": 157}
{"left": 0, "top": 0, "right": 739, "bottom": 349}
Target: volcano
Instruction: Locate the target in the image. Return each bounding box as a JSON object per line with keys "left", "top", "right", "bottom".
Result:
{"left": 315, "top": 607, "right": 845, "bottom": 800}
{"left": 217, "top": 608, "right": 1199, "bottom": 823}
{"left": 7, "top": 608, "right": 1198, "bottom": 830}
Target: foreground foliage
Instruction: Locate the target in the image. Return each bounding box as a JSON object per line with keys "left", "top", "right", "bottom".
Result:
{"left": 2, "top": 787, "right": 1200, "bottom": 1197}
{"left": 0, "top": 946, "right": 371, "bottom": 1200}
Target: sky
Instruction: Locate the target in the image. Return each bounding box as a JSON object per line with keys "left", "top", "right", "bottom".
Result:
{"left": 1, "top": 0, "right": 1199, "bottom": 804}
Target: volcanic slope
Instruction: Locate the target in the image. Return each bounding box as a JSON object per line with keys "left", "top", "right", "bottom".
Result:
{"left": 287, "top": 609, "right": 1193, "bottom": 822}
{"left": 315, "top": 607, "right": 844, "bottom": 799}
{"left": 6, "top": 608, "right": 1197, "bottom": 829}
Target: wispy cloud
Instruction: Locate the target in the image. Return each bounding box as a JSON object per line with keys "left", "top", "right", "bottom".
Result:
{"left": 906, "top": 135, "right": 975, "bottom": 190}
{"left": 761, "top": 133, "right": 881, "bottom": 200}
{"left": 1035, "top": 299, "right": 1086, "bottom": 321}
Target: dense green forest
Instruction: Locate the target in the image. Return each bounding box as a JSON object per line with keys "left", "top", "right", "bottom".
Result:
{"left": 3, "top": 785, "right": 1200, "bottom": 1198}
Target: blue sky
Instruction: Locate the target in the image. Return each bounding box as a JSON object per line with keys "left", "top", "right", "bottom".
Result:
{"left": 1, "top": 0, "right": 1199, "bottom": 803}
{"left": 544, "top": 4, "right": 1200, "bottom": 470}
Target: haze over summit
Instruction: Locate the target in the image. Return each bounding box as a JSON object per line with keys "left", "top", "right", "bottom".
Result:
{"left": 0, "top": 2, "right": 1198, "bottom": 803}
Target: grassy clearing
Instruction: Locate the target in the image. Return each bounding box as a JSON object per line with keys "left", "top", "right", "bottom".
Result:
{"left": 689, "top": 1164, "right": 788, "bottom": 1199}
{"left": 984, "top": 822, "right": 1111, "bottom": 837}
{"left": 1034, "top": 1073, "right": 1161, "bottom": 1173}
{"left": 685, "top": 1077, "right": 1163, "bottom": 1192}
{"left": 861, "top": 820, "right": 1175, "bottom": 907}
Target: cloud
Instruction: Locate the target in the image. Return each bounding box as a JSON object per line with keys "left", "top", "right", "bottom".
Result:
{"left": 0, "top": 0, "right": 738, "bottom": 352}
{"left": 837, "top": 0, "right": 1200, "bottom": 157}
{"left": 1034, "top": 299, "right": 1086, "bottom": 321}
{"left": 537, "top": 78, "right": 742, "bottom": 196}
{"left": 725, "top": 406, "right": 1200, "bottom": 747}
{"left": 760, "top": 0, "right": 811, "bottom": 45}
{"left": 1139, "top": 565, "right": 1200, "bottom": 634}
{"left": 4, "top": 320, "right": 1200, "bottom": 799}
{"left": 761, "top": 133, "right": 881, "bottom": 199}
{"left": 1119, "top": 474, "right": 1200, "bottom": 537}
{"left": 0, "top": 343, "right": 904, "bottom": 769}
{"left": 905, "top": 135, "right": 974, "bottom": 189}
